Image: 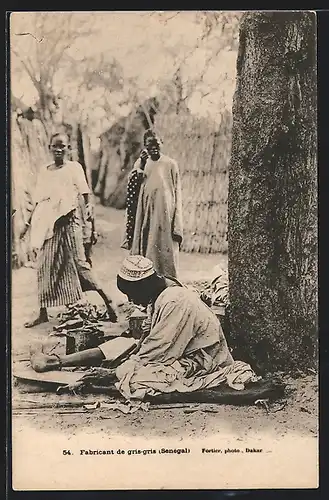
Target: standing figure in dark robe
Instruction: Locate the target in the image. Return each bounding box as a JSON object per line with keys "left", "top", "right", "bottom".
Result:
{"left": 122, "top": 130, "right": 183, "bottom": 279}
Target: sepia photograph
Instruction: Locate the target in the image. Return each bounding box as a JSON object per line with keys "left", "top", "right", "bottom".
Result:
{"left": 9, "top": 10, "right": 318, "bottom": 490}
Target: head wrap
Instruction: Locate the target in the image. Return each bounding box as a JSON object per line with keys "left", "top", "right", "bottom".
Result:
{"left": 118, "top": 255, "right": 155, "bottom": 282}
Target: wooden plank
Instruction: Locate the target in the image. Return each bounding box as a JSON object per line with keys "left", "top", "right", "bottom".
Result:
{"left": 13, "top": 363, "right": 85, "bottom": 386}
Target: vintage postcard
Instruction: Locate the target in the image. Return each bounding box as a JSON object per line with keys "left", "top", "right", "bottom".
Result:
{"left": 9, "top": 10, "right": 318, "bottom": 490}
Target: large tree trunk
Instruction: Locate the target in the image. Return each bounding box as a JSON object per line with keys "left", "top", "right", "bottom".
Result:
{"left": 228, "top": 12, "right": 317, "bottom": 373}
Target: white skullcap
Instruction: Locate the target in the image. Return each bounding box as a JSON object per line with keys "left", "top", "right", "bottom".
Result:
{"left": 118, "top": 255, "right": 155, "bottom": 282}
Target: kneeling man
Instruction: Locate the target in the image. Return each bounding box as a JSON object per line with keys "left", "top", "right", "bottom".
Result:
{"left": 31, "top": 256, "right": 258, "bottom": 399}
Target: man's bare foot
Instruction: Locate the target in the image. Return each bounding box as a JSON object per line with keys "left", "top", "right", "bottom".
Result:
{"left": 24, "top": 314, "right": 49, "bottom": 328}
{"left": 30, "top": 353, "right": 61, "bottom": 372}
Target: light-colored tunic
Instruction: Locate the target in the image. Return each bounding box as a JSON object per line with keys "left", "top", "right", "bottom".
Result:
{"left": 136, "top": 285, "right": 233, "bottom": 366}
{"left": 130, "top": 154, "right": 183, "bottom": 278}
{"left": 30, "top": 161, "right": 90, "bottom": 250}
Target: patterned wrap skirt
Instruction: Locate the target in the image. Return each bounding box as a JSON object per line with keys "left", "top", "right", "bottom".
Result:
{"left": 37, "top": 209, "right": 98, "bottom": 308}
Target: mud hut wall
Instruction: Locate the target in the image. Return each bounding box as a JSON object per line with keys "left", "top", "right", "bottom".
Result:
{"left": 11, "top": 116, "right": 51, "bottom": 267}
{"left": 96, "top": 115, "right": 147, "bottom": 209}
{"left": 155, "top": 112, "right": 231, "bottom": 253}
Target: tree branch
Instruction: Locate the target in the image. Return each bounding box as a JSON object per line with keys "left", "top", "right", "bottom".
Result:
{"left": 11, "top": 49, "right": 40, "bottom": 88}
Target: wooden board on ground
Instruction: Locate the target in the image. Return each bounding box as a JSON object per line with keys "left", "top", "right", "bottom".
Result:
{"left": 13, "top": 362, "right": 85, "bottom": 387}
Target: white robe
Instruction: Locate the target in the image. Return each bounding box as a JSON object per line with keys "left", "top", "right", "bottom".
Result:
{"left": 130, "top": 154, "right": 183, "bottom": 278}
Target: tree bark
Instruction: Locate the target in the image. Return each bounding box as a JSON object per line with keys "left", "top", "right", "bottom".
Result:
{"left": 228, "top": 12, "right": 317, "bottom": 372}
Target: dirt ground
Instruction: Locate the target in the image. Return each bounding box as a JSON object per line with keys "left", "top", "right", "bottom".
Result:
{"left": 11, "top": 205, "right": 318, "bottom": 442}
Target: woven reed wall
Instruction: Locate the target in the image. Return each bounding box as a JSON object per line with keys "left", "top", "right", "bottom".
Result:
{"left": 155, "top": 112, "right": 231, "bottom": 253}
{"left": 11, "top": 116, "right": 50, "bottom": 267}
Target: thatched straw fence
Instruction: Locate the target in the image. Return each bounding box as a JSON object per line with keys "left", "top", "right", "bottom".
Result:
{"left": 156, "top": 111, "right": 231, "bottom": 253}
{"left": 11, "top": 116, "right": 50, "bottom": 268}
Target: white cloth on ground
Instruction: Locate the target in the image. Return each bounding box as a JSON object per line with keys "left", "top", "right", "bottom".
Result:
{"left": 98, "top": 337, "right": 137, "bottom": 362}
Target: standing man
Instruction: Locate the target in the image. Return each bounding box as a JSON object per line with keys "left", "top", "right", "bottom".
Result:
{"left": 22, "top": 132, "right": 117, "bottom": 327}
{"left": 122, "top": 129, "right": 183, "bottom": 279}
